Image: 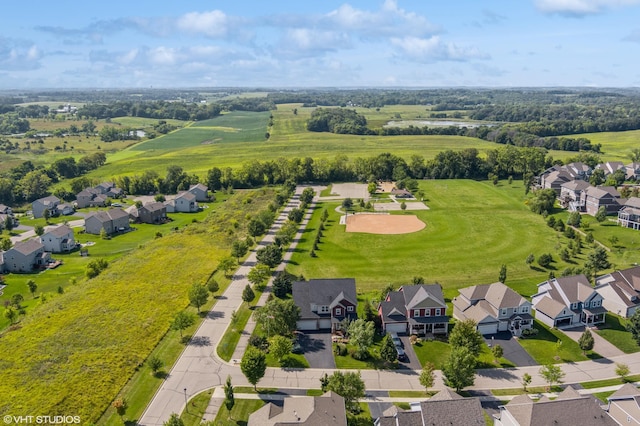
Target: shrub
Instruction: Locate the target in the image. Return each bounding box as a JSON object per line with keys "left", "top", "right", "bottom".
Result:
{"left": 249, "top": 335, "right": 269, "bottom": 351}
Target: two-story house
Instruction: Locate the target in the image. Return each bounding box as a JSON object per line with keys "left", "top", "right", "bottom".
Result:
{"left": 378, "top": 284, "right": 449, "bottom": 336}
{"left": 75, "top": 188, "right": 107, "bottom": 208}
{"left": 452, "top": 282, "right": 533, "bottom": 336}
{"left": 541, "top": 169, "right": 573, "bottom": 196}
{"left": 188, "top": 183, "right": 209, "bottom": 202}
{"left": 292, "top": 278, "right": 357, "bottom": 332}
{"left": 559, "top": 180, "right": 590, "bottom": 211}
{"left": 532, "top": 274, "right": 606, "bottom": 328}
{"left": 165, "top": 191, "right": 198, "bottom": 213}
{"left": 605, "top": 383, "right": 640, "bottom": 425}
{"left": 3, "top": 239, "right": 51, "bottom": 273}
{"left": 128, "top": 202, "right": 167, "bottom": 224}
{"left": 564, "top": 162, "right": 592, "bottom": 180}
{"left": 84, "top": 208, "right": 131, "bottom": 235}
{"left": 626, "top": 162, "right": 640, "bottom": 180}
{"left": 582, "top": 186, "right": 622, "bottom": 216}
{"left": 40, "top": 225, "right": 76, "bottom": 253}
{"left": 596, "top": 266, "right": 640, "bottom": 318}
{"left": 618, "top": 197, "right": 640, "bottom": 230}
{"left": 597, "top": 161, "right": 626, "bottom": 177}
{"left": 32, "top": 195, "right": 60, "bottom": 218}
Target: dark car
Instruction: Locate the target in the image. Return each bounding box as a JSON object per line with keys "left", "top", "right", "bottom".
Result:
{"left": 396, "top": 346, "right": 408, "bottom": 362}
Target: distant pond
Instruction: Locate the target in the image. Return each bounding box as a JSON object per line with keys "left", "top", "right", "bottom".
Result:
{"left": 384, "top": 120, "right": 496, "bottom": 128}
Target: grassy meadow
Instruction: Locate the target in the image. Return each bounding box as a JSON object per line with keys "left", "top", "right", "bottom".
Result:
{"left": 0, "top": 188, "right": 276, "bottom": 422}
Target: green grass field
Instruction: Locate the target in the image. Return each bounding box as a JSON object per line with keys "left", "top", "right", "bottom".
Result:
{"left": 517, "top": 320, "right": 596, "bottom": 364}
{"left": 287, "top": 179, "right": 624, "bottom": 299}
{"left": 0, "top": 189, "right": 276, "bottom": 423}
{"left": 596, "top": 314, "right": 640, "bottom": 353}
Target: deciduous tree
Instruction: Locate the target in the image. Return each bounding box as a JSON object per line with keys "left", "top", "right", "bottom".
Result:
{"left": 27, "top": 280, "right": 37, "bottom": 298}
{"left": 256, "top": 244, "right": 282, "bottom": 268}
{"left": 224, "top": 375, "right": 235, "bottom": 418}
{"left": 255, "top": 299, "right": 300, "bottom": 336}
{"left": 348, "top": 319, "right": 375, "bottom": 359}
{"left": 171, "top": 311, "right": 195, "bottom": 338}
{"left": 449, "top": 319, "right": 483, "bottom": 357}
{"left": 419, "top": 362, "right": 436, "bottom": 391}
{"left": 627, "top": 310, "right": 640, "bottom": 345}
{"left": 326, "top": 371, "right": 365, "bottom": 413}
{"left": 188, "top": 283, "right": 208, "bottom": 313}
{"left": 269, "top": 335, "right": 293, "bottom": 362}
{"left": 539, "top": 364, "right": 565, "bottom": 390}
{"left": 241, "top": 346, "right": 267, "bottom": 391}
{"left": 442, "top": 346, "right": 476, "bottom": 392}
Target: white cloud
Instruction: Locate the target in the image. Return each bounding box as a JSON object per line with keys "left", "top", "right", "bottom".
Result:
{"left": 0, "top": 38, "right": 42, "bottom": 71}
{"left": 535, "top": 0, "right": 640, "bottom": 16}
{"left": 391, "top": 36, "right": 489, "bottom": 63}
{"left": 177, "top": 10, "right": 229, "bottom": 37}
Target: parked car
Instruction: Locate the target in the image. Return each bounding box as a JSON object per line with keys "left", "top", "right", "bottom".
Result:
{"left": 390, "top": 332, "right": 403, "bottom": 348}
{"left": 396, "top": 346, "right": 408, "bottom": 362}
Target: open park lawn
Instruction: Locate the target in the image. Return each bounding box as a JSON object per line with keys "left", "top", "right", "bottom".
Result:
{"left": 288, "top": 179, "right": 582, "bottom": 299}
{"left": 0, "top": 189, "right": 276, "bottom": 423}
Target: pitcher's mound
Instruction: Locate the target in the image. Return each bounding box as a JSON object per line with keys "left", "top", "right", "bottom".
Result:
{"left": 346, "top": 214, "right": 426, "bottom": 235}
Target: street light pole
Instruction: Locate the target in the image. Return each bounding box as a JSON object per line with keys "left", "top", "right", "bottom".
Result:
{"left": 184, "top": 387, "right": 188, "bottom": 412}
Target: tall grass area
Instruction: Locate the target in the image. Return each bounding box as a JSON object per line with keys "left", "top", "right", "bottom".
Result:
{"left": 288, "top": 179, "right": 591, "bottom": 299}
{"left": 0, "top": 188, "right": 277, "bottom": 422}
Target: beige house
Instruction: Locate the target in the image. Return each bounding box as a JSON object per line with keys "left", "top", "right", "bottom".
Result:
{"left": 606, "top": 383, "right": 640, "bottom": 425}
{"left": 248, "top": 391, "right": 346, "bottom": 426}
{"left": 453, "top": 282, "right": 533, "bottom": 336}
{"left": 165, "top": 191, "right": 198, "bottom": 213}
{"left": 40, "top": 225, "right": 76, "bottom": 253}
{"left": 596, "top": 266, "right": 640, "bottom": 318}
{"left": 84, "top": 209, "right": 130, "bottom": 235}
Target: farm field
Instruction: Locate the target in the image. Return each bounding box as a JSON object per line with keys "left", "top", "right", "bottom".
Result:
{"left": 287, "top": 179, "right": 638, "bottom": 300}
{"left": 0, "top": 188, "right": 276, "bottom": 422}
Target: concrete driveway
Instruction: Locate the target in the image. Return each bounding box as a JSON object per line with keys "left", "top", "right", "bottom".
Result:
{"left": 562, "top": 325, "right": 625, "bottom": 358}
{"left": 300, "top": 331, "right": 336, "bottom": 369}
{"left": 485, "top": 332, "right": 537, "bottom": 367}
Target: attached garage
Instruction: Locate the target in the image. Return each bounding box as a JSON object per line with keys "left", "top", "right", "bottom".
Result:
{"left": 477, "top": 323, "right": 498, "bottom": 335}
{"left": 384, "top": 322, "right": 408, "bottom": 334}
{"left": 296, "top": 320, "right": 318, "bottom": 331}
{"left": 318, "top": 318, "right": 332, "bottom": 330}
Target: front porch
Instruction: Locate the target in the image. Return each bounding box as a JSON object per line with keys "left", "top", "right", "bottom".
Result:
{"left": 581, "top": 307, "right": 606, "bottom": 326}
{"left": 409, "top": 316, "right": 449, "bottom": 336}
{"left": 508, "top": 313, "right": 533, "bottom": 336}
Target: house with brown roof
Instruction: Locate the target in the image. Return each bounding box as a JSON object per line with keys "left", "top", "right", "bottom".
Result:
{"left": 582, "top": 185, "right": 622, "bottom": 216}
{"left": 84, "top": 208, "right": 131, "bottom": 235}
{"left": 597, "top": 161, "right": 626, "bottom": 177}
{"left": 32, "top": 195, "right": 60, "bottom": 218}
{"left": 596, "top": 266, "right": 640, "bottom": 318}
{"left": 378, "top": 284, "right": 448, "bottom": 336}
{"left": 541, "top": 169, "right": 573, "bottom": 196}
{"left": 618, "top": 197, "right": 640, "bottom": 230}
{"left": 75, "top": 188, "right": 107, "bottom": 208}
{"left": 3, "top": 239, "right": 51, "bottom": 273}
{"left": 374, "top": 389, "right": 484, "bottom": 426}
{"left": 494, "top": 386, "right": 616, "bottom": 426}
{"left": 293, "top": 278, "right": 357, "bottom": 331}
{"left": 452, "top": 282, "right": 533, "bottom": 336}
{"left": 187, "top": 183, "right": 209, "bottom": 201}
{"left": 248, "top": 391, "right": 347, "bottom": 426}
{"left": 165, "top": 191, "right": 198, "bottom": 213}
{"left": 40, "top": 225, "right": 76, "bottom": 253}
{"left": 532, "top": 274, "right": 606, "bottom": 328}
{"left": 606, "top": 383, "right": 640, "bottom": 425}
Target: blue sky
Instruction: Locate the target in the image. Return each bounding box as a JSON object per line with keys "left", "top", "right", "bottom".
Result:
{"left": 2, "top": 0, "right": 640, "bottom": 88}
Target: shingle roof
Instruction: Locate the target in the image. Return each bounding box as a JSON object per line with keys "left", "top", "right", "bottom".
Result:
{"left": 176, "top": 191, "right": 196, "bottom": 201}
{"left": 11, "top": 239, "right": 44, "bottom": 255}
{"left": 189, "top": 183, "right": 208, "bottom": 191}
{"left": 142, "top": 202, "right": 166, "bottom": 213}
{"left": 43, "top": 225, "right": 73, "bottom": 238}
{"left": 561, "top": 180, "right": 591, "bottom": 191}
{"left": 402, "top": 284, "right": 446, "bottom": 310}
{"left": 625, "top": 197, "right": 640, "bottom": 209}
{"left": 293, "top": 279, "right": 356, "bottom": 320}
{"left": 609, "top": 383, "right": 640, "bottom": 399}
{"left": 247, "top": 391, "right": 346, "bottom": 426}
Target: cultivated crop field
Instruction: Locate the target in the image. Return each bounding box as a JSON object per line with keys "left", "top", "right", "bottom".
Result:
{"left": 287, "top": 179, "right": 636, "bottom": 300}
{"left": 0, "top": 189, "right": 276, "bottom": 422}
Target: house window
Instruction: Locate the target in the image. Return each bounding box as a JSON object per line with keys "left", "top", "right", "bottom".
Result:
{"left": 435, "top": 308, "right": 441, "bottom": 316}
{"left": 347, "top": 306, "right": 354, "bottom": 312}
{"left": 521, "top": 306, "right": 529, "bottom": 313}
{"left": 414, "top": 309, "right": 420, "bottom": 317}
{"left": 319, "top": 306, "right": 329, "bottom": 313}
{"left": 501, "top": 309, "right": 508, "bottom": 316}
{"left": 572, "top": 303, "right": 578, "bottom": 310}
{"left": 425, "top": 309, "right": 430, "bottom": 316}
{"left": 335, "top": 308, "right": 342, "bottom": 316}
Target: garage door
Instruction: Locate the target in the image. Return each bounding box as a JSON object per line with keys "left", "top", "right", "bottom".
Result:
{"left": 318, "top": 319, "right": 332, "bottom": 330}
{"left": 297, "top": 320, "right": 317, "bottom": 331}
{"left": 478, "top": 323, "right": 498, "bottom": 335}
{"left": 385, "top": 323, "right": 407, "bottom": 334}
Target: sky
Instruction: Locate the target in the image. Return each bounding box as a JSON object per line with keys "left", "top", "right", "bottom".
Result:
{"left": 2, "top": 0, "right": 640, "bottom": 89}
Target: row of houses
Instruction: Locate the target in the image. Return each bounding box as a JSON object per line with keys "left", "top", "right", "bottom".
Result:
{"left": 539, "top": 162, "right": 640, "bottom": 230}
{"left": 30, "top": 182, "right": 209, "bottom": 219}
{"left": 245, "top": 384, "right": 640, "bottom": 425}
{"left": 293, "top": 267, "right": 640, "bottom": 338}
{"left": 0, "top": 225, "right": 76, "bottom": 273}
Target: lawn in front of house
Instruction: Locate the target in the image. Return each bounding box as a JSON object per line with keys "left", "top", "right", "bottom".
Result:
{"left": 517, "top": 320, "right": 595, "bottom": 364}
{"left": 410, "top": 337, "right": 514, "bottom": 369}
{"left": 596, "top": 314, "right": 640, "bottom": 354}
{"left": 213, "top": 399, "right": 266, "bottom": 426}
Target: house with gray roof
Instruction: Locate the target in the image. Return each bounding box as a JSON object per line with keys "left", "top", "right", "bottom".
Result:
{"left": 165, "top": 191, "right": 198, "bottom": 213}
{"left": 532, "top": 274, "right": 606, "bottom": 329}
{"left": 626, "top": 162, "right": 640, "bottom": 180}
{"left": 32, "top": 195, "right": 60, "bottom": 218}
{"left": 596, "top": 266, "right": 640, "bottom": 318}
{"left": 597, "top": 161, "right": 626, "bottom": 177}
{"left": 375, "top": 389, "right": 484, "bottom": 426}
{"left": 605, "top": 383, "right": 640, "bottom": 425}
{"left": 618, "top": 197, "right": 640, "bottom": 230}
{"left": 40, "top": 225, "right": 76, "bottom": 253}
{"left": 84, "top": 208, "right": 130, "bottom": 235}
{"left": 564, "top": 162, "right": 592, "bottom": 180}
{"left": 582, "top": 185, "right": 622, "bottom": 216}
{"left": 378, "top": 284, "right": 448, "bottom": 336}
{"left": 187, "top": 183, "right": 209, "bottom": 201}
{"left": 75, "top": 188, "right": 107, "bottom": 208}
{"left": 0, "top": 204, "right": 13, "bottom": 216}
{"left": 129, "top": 202, "right": 167, "bottom": 224}
{"left": 452, "top": 282, "right": 532, "bottom": 336}
{"left": 3, "top": 239, "right": 51, "bottom": 273}
{"left": 559, "top": 179, "right": 590, "bottom": 211}
{"left": 494, "top": 386, "right": 616, "bottom": 426}
{"left": 541, "top": 169, "right": 573, "bottom": 196}
{"left": 248, "top": 391, "right": 347, "bottom": 426}
{"left": 293, "top": 278, "right": 357, "bottom": 331}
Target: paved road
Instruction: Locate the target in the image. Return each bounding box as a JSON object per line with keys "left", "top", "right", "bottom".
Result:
{"left": 139, "top": 187, "right": 640, "bottom": 425}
